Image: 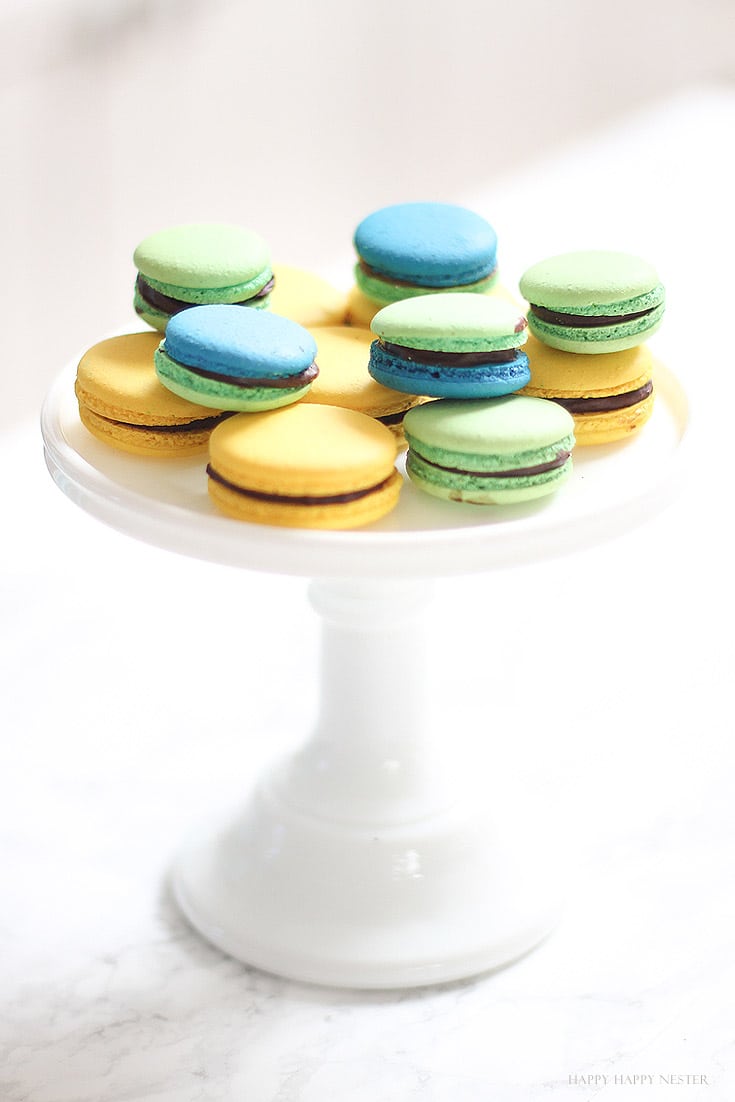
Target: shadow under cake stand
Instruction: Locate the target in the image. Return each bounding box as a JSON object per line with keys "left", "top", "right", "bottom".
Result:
{"left": 42, "top": 361, "right": 688, "bottom": 989}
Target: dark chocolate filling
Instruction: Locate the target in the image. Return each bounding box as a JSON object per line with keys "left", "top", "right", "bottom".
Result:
{"left": 552, "top": 380, "right": 653, "bottom": 414}
{"left": 377, "top": 409, "right": 409, "bottom": 427}
{"left": 207, "top": 465, "right": 395, "bottom": 506}
{"left": 136, "top": 273, "right": 274, "bottom": 316}
{"left": 178, "top": 360, "right": 319, "bottom": 390}
{"left": 413, "top": 449, "right": 571, "bottom": 479}
{"left": 98, "top": 411, "right": 232, "bottom": 433}
{"left": 380, "top": 340, "right": 520, "bottom": 366}
{"left": 530, "top": 303, "right": 654, "bottom": 328}
{"left": 359, "top": 259, "right": 497, "bottom": 290}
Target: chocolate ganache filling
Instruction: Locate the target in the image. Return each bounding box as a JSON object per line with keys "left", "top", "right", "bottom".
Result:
{"left": 415, "top": 450, "right": 571, "bottom": 479}
{"left": 380, "top": 340, "right": 519, "bottom": 366}
{"left": 530, "top": 303, "right": 655, "bottom": 328}
{"left": 207, "top": 465, "right": 394, "bottom": 506}
{"left": 553, "top": 380, "right": 653, "bottom": 414}
{"left": 179, "top": 361, "right": 319, "bottom": 390}
{"left": 136, "top": 274, "right": 274, "bottom": 316}
{"left": 98, "top": 411, "right": 232, "bottom": 433}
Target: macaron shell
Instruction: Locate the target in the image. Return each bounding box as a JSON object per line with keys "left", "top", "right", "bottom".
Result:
{"left": 523, "top": 334, "right": 653, "bottom": 397}
{"left": 355, "top": 263, "right": 498, "bottom": 306}
{"left": 208, "top": 404, "right": 398, "bottom": 498}
{"left": 519, "top": 250, "right": 661, "bottom": 310}
{"left": 78, "top": 405, "right": 217, "bottom": 457}
{"left": 354, "top": 202, "right": 497, "bottom": 286}
{"left": 76, "top": 332, "right": 223, "bottom": 425}
{"left": 269, "top": 265, "right": 348, "bottom": 327}
{"left": 208, "top": 468, "right": 402, "bottom": 529}
{"left": 569, "top": 390, "right": 655, "bottom": 445}
{"left": 368, "top": 342, "right": 531, "bottom": 399}
{"left": 526, "top": 302, "right": 664, "bottom": 353}
{"left": 155, "top": 348, "right": 312, "bottom": 412}
{"left": 371, "top": 293, "right": 527, "bottom": 352}
{"left": 134, "top": 223, "right": 271, "bottom": 290}
{"left": 163, "top": 304, "right": 317, "bottom": 378}
{"left": 403, "top": 394, "right": 575, "bottom": 457}
{"left": 140, "top": 270, "right": 273, "bottom": 306}
{"left": 406, "top": 449, "right": 572, "bottom": 505}
{"left": 303, "top": 326, "right": 421, "bottom": 418}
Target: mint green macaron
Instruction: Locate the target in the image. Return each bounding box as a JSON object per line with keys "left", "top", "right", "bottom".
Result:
{"left": 133, "top": 222, "right": 273, "bottom": 332}
{"left": 519, "top": 250, "right": 665, "bottom": 354}
{"left": 404, "top": 395, "right": 575, "bottom": 504}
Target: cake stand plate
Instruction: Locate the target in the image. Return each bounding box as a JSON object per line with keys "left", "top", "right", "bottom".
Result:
{"left": 42, "top": 360, "right": 688, "bottom": 988}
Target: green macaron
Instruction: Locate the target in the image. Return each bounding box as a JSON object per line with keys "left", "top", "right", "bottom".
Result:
{"left": 403, "top": 395, "right": 575, "bottom": 505}
{"left": 519, "top": 250, "right": 665, "bottom": 354}
{"left": 133, "top": 222, "right": 273, "bottom": 331}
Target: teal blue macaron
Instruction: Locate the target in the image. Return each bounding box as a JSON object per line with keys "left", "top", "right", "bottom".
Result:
{"left": 134, "top": 222, "right": 273, "bottom": 332}
{"left": 155, "top": 304, "right": 318, "bottom": 412}
{"left": 404, "top": 395, "right": 575, "bottom": 504}
{"left": 519, "top": 250, "right": 665, "bottom": 354}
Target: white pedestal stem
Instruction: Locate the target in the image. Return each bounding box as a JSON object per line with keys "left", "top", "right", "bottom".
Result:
{"left": 269, "top": 579, "right": 456, "bottom": 826}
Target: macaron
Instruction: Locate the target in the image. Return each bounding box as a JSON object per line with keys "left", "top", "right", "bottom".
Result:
{"left": 303, "top": 326, "right": 423, "bottom": 446}
{"left": 133, "top": 222, "right": 273, "bottom": 331}
{"left": 519, "top": 250, "right": 665, "bottom": 354}
{"left": 522, "top": 333, "right": 655, "bottom": 445}
{"left": 268, "top": 265, "right": 348, "bottom": 327}
{"left": 155, "top": 304, "right": 318, "bottom": 412}
{"left": 369, "top": 293, "right": 530, "bottom": 399}
{"left": 207, "top": 404, "right": 402, "bottom": 529}
{"left": 353, "top": 202, "right": 498, "bottom": 308}
{"left": 404, "top": 395, "right": 575, "bottom": 505}
{"left": 75, "top": 332, "right": 229, "bottom": 456}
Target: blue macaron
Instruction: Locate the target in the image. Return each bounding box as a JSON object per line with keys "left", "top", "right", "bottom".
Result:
{"left": 154, "top": 304, "right": 318, "bottom": 411}
{"left": 354, "top": 202, "right": 499, "bottom": 306}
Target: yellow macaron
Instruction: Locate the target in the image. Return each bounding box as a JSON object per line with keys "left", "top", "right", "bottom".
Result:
{"left": 75, "top": 332, "right": 230, "bottom": 456}
{"left": 303, "top": 326, "right": 424, "bottom": 447}
{"left": 207, "top": 403, "right": 402, "bottom": 529}
{"left": 521, "top": 333, "right": 655, "bottom": 445}
{"left": 269, "top": 265, "right": 348, "bottom": 328}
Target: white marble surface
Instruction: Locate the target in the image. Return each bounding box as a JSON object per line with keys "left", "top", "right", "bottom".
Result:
{"left": 3, "top": 88, "right": 735, "bottom": 1099}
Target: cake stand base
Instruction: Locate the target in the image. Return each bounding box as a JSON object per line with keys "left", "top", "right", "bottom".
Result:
{"left": 173, "top": 792, "right": 561, "bottom": 990}
{"left": 173, "top": 579, "right": 562, "bottom": 989}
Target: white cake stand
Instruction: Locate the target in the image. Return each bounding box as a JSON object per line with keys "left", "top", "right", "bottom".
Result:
{"left": 41, "top": 361, "right": 689, "bottom": 989}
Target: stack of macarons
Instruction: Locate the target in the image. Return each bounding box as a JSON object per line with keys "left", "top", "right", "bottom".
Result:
{"left": 518, "top": 250, "right": 665, "bottom": 444}
{"left": 72, "top": 209, "right": 666, "bottom": 529}
{"left": 363, "top": 291, "right": 577, "bottom": 506}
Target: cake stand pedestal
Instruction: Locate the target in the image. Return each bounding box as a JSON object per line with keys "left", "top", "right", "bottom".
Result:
{"left": 41, "top": 360, "right": 688, "bottom": 988}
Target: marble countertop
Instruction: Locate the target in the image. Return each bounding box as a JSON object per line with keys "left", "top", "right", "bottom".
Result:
{"left": 2, "top": 86, "right": 735, "bottom": 1100}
